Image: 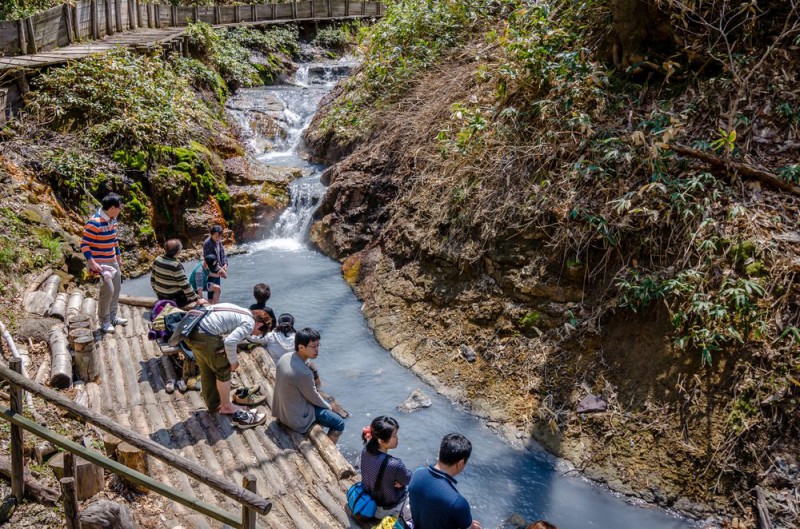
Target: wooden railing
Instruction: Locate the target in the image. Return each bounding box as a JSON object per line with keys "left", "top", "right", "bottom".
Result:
{"left": 0, "top": 358, "right": 271, "bottom": 529}
{"left": 0, "top": 0, "right": 384, "bottom": 57}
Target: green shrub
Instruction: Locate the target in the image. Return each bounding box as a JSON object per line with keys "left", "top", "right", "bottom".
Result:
{"left": 312, "top": 23, "right": 360, "bottom": 49}
{"left": 27, "top": 49, "right": 210, "bottom": 150}
{"left": 171, "top": 56, "right": 229, "bottom": 104}
{"left": 0, "top": 0, "right": 59, "bottom": 20}
{"left": 40, "top": 148, "right": 122, "bottom": 202}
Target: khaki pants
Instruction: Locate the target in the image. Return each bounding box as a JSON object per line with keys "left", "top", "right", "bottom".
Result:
{"left": 97, "top": 261, "right": 121, "bottom": 325}
{"left": 183, "top": 330, "right": 231, "bottom": 412}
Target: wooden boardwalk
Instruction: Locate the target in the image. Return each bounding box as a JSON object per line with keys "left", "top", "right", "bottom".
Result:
{"left": 87, "top": 299, "right": 356, "bottom": 529}
{"left": 0, "top": 0, "right": 384, "bottom": 73}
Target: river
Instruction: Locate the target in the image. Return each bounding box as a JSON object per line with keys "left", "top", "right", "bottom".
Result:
{"left": 123, "top": 60, "right": 692, "bottom": 529}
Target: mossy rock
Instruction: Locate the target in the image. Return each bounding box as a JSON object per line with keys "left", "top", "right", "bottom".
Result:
{"left": 744, "top": 261, "right": 768, "bottom": 277}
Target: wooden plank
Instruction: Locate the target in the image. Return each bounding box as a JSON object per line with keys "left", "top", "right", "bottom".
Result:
{"left": 0, "top": 364, "right": 272, "bottom": 516}
{"left": 9, "top": 359, "right": 24, "bottom": 501}
{"left": 104, "top": 0, "right": 113, "bottom": 35}
{"left": 25, "top": 18, "right": 37, "bottom": 54}
{"left": 17, "top": 20, "right": 27, "bottom": 56}
{"left": 0, "top": 406, "right": 242, "bottom": 527}
{"left": 115, "top": 0, "right": 123, "bottom": 33}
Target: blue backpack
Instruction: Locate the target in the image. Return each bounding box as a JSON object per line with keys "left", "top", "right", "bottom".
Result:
{"left": 347, "top": 455, "right": 390, "bottom": 520}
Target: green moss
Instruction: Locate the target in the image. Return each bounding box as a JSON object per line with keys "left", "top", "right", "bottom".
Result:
{"left": 520, "top": 311, "right": 544, "bottom": 328}
{"left": 745, "top": 261, "right": 768, "bottom": 277}
{"left": 112, "top": 149, "right": 147, "bottom": 172}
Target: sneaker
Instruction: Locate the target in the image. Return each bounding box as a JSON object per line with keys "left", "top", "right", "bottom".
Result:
{"left": 231, "top": 410, "right": 266, "bottom": 429}
{"left": 233, "top": 387, "right": 267, "bottom": 406}
{"left": 176, "top": 380, "right": 188, "bottom": 393}
{"left": 100, "top": 322, "right": 115, "bottom": 334}
{"left": 112, "top": 317, "right": 129, "bottom": 327}
{"left": 230, "top": 373, "right": 241, "bottom": 388}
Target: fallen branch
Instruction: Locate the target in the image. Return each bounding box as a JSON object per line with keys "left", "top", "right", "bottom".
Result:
{"left": 0, "top": 319, "right": 34, "bottom": 411}
{"left": 671, "top": 144, "right": 800, "bottom": 197}
{"left": 0, "top": 456, "right": 59, "bottom": 506}
{"left": 755, "top": 485, "right": 774, "bottom": 529}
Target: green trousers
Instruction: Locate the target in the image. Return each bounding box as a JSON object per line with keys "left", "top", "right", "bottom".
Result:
{"left": 183, "top": 330, "right": 231, "bottom": 412}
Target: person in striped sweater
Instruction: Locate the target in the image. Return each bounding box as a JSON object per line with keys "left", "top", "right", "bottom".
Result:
{"left": 150, "top": 239, "right": 204, "bottom": 308}
{"left": 81, "top": 193, "right": 127, "bottom": 334}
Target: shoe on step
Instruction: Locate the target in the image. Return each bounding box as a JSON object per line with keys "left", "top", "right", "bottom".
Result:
{"left": 165, "top": 379, "right": 175, "bottom": 394}
{"left": 231, "top": 410, "right": 266, "bottom": 429}
{"left": 176, "top": 380, "right": 188, "bottom": 393}
{"left": 233, "top": 389, "right": 267, "bottom": 406}
{"left": 100, "top": 322, "right": 115, "bottom": 334}
{"left": 112, "top": 317, "right": 129, "bottom": 327}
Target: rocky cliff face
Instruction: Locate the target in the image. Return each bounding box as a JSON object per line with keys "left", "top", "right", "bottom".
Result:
{"left": 303, "top": 60, "right": 800, "bottom": 523}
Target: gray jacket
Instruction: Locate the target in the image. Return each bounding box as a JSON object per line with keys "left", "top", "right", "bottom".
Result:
{"left": 272, "top": 353, "right": 330, "bottom": 433}
{"left": 197, "top": 303, "right": 254, "bottom": 365}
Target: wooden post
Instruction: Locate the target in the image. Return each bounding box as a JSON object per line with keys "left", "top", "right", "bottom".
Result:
{"left": 63, "top": 452, "right": 77, "bottom": 480}
{"left": 72, "top": 1, "right": 80, "bottom": 40}
{"left": 64, "top": 4, "right": 74, "bottom": 44}
{"left": 0, "top": 88, "right": 7, "bottom": 127}
{"left": 60, "top": 477, "right": 80, "bottom": 529}
{"left": 235, "top": 5, "right": 241, "bottom": 23}
{"left": 136, "top": 0, "right": 142, "bottom": 29}
{"left": 17, "top": 72, "right": 30, "bottom": 96}
{"left": 25, "top": 18, "right": 37, "bottom": 54}
{"left": 91, "top": 0, "right": 99, "bottom": 38}
{"left": 327, "top": 0, "right": 332, "bottom": 18}
{"left": 10, "top": 359, "right": 24, "bottom": 502}
{"left": 271, "top": 3, "right": 276, "bottom": 19}
{"left": 293, "top": 2, "right": 298, "bottom": 19}
{"left": 182, "top": 35, "right": 190, "bottom": 57}
{"left": 154, "top": 4, "right": 161, "bottom": 28}
{"left": 310, "top": 1, "right": 315, "bottom": 18}
{"left": 214, "top": 5, "right": 220, "bottom": 25}
{"left": 105, "top": 0, "right": 114, "bottom": 35}
{"left": 242, "top": 474, "right": 257, "bottom": 529}
{"left": 361, "top": 1, "right": 366, "bottom": 15}
{"left": 17, "top": 19, "right": 27, "bottom": 55}
{"left": 251, "top": 4, "right": 257, "bottom": 21}
{"left": 345, "top": 0, "right": 349, "bottom": 17}
{"left": 170, "top": 6, "right": 177, "bottom": 27}
{"left": 115, "top": 0, "right": 123, "bottom": 32}
{"left": 192, "top": 6, "right": 198, "bottom": 22}
{"left": 117, "top": 442, "right": 147, "bottom": 493}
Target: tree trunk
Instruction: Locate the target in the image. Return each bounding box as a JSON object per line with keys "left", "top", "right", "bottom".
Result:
{"left": 48, "top": 324, "right": 72, "bottom": 389}
{"left": 607, "top": 0, "right": 674, "bottom": 67}
{"left": 117, "top": 443, "right": 148, "bottom": 493}
{"left": 0, "top": 457, "right": 59, "bottom": 505}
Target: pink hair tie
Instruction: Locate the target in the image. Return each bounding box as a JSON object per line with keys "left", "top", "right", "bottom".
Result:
{"left": 362, "top": 426, "right": 372, "bottom": 441}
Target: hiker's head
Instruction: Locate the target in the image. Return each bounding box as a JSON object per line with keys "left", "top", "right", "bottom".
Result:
{"left": 295, "top": 328, "right": 320, "bottom": 359}
{"left": 253, "top": 283, "right": 271, "bottom": 304}
{"left": 276, "top": 313, "right": 295, "bottom": 336}
{"left": 101, "top": 193, "right": 123, "bottom": 218}
{"left": 164, "top": 239, "right": 182, "bottom": 258}
{"left": 362, "top": 415, "right": 400, "bottom": 454}
{"left": 251, "top": 310, "right": 272, "bottom": 335}
{"left": 438, "top": 433, "right": 472, "bottom": 472}
{"left": 210, "top": 224, "right": 223, "bottom": 242}
{"left": 204, "top": 254, "right": 219, "bottom": 273}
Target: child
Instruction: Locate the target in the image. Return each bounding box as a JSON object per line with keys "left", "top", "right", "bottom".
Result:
{"left": 249, "top": 283, "right": 276, "bottom": 326}
{"left": 189, "top": 255, "right": 223, "bottom": 304}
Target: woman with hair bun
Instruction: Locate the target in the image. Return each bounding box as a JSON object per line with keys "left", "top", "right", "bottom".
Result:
{"left": 360, "top": 416, "right": 413, "bottom": 523}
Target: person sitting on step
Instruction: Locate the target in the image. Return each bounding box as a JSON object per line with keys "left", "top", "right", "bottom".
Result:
{"left": 249, "top": 283, "right": 276, "bottom": 329}
{"left": 150, "top": 239, "right": 205, "bottom": 309}
{"left": 360, "top": 416, "right": 413, "bottom": 524}
{"left": 272, "top": 328, "right": 345, "bottom": 442}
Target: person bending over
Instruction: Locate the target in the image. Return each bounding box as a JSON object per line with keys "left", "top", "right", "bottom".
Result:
{"left": 182, "top": 303, "right": 271, "bottom": 428}
{"left": 272, "top": 328, "right": 345, "bottom": 442}
{"left": 409, "top": 433, "right": 481, "bottom": 529}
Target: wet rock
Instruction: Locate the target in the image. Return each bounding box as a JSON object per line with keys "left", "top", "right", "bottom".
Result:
{"left": 20, "top": 207, "right": 45, "bottom": 224}
{"left": 497, "top": 513, "right": 528, "bottom": 529}
{"left": 577, "top": 394, "right": 607, "bottom": 414}
{"left": 459, "top": 344, "right": 477, "bottom": 363}
{"left": 397, "top": 389, "right": 432, "bottom": 413}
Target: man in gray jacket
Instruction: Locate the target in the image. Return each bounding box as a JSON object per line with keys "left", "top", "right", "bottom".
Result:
{"left": 183, "top": 303, "right": 271, "bottom": 428}
{"left": 272, "top": 328, "right": 345, "bottom": 442}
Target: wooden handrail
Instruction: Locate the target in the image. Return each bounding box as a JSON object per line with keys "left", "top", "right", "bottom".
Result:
{"left": 0, "top": 404, "right": 242, "bottom": 527}
{"left": 0, "top": 362, "right": 271, "bottom": 516}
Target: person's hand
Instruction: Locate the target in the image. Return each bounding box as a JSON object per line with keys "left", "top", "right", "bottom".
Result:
{"left": 393, "top": 480, "right": 403, "bottom": 488}
{"left": 219, "top": 269, "right": 228, "bottom": 278}
{"left": 196, "top": 298, "right": 208, "bottom": 306}
{"left": 116, "top": 256, "right": 123, "bottom": 267}
{"left": 470, "top": 521, "right": 482, "bottom": 529}
{"left": 230, "top": 361, "right": 239, "bottom": 372}
{"left": 87, "top": 259, "right": 102, "bottom": 274}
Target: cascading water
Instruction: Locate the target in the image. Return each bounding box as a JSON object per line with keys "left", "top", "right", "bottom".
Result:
{"left": 124, "top": 58, "right": 694, "bottom": 529}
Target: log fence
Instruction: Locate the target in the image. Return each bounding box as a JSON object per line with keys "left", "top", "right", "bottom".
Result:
{"left": 0, "top": 0, "right": 384, "bottom": 58}
{"left": 0, "top": 359, "right": 271, "bottom": 529}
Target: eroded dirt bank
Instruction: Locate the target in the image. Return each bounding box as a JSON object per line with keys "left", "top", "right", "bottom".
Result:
{"left": 303, "top": 51, "right": 800, "bottom": 526}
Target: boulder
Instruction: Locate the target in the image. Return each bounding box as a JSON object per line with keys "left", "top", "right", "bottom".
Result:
{"left": 397, "top": 389, "right": 432, "bottom": 413}
{"left": 577, "top": 394, "right": 607, "bottom": 414}
{"left": 459, "top": 344, "right": 477, "bottom": 363}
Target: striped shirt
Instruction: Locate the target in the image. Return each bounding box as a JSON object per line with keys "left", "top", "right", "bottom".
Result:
{"left": 150, "top": 255, "right": 197, "bottom": 303}
{"left": 81, "top": 209, "right": 120, "bottom": 263}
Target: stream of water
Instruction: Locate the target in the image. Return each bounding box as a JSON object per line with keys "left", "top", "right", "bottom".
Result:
{"left": 124, "top": 60, "right": 693, "bottom": 529}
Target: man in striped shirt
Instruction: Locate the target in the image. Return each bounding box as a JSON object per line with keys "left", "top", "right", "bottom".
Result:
{"left": 150, "top": 239, "right": 204, "bottom": 308}
{"left": 81, "top": 193, "right": 127, "bottom": 334}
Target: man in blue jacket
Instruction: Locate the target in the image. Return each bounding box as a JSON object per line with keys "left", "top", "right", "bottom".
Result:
{"left": 408, "top": 433, "right": 482, "bottom": 529}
